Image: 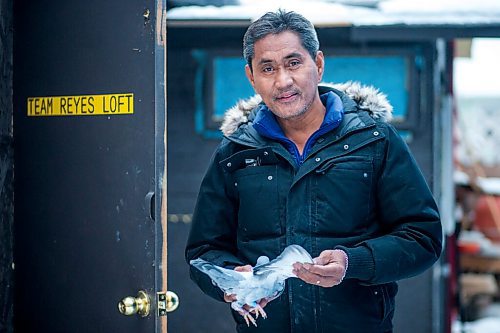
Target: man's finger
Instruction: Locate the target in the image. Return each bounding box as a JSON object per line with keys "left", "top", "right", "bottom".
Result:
{"left": 305, "top": 262, "right": 344, "bottom": 277}
{"left": 259, "top": 298, "right": 269, "bottom": 308}
{"left": 235, "top": 265, "right": 253, "bottom": 272}
{"left": 314, "top": 250, "right": 336, "bottom": 264}
{"left": 295, "top": 264, "right": 343, "bottom": 287}
{"left": 295, "top": 264, "right": 322, "bottom": 283}
{"left": 224, "top": 293, "right": 237, "bottom": 303}
{"left": 312, "top": 256, "right": 329, "bottom": 265}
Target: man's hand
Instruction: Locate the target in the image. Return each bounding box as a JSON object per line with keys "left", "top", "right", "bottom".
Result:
{"left": 223, "top": 265, "right": 270, "bottom": 312}
{"left": 292, "top": 249, "right": 348, "bottom": 287}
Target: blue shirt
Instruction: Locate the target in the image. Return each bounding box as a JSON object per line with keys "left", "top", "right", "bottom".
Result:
{"left": 253, "top": 91, "right": 344, "bottom": 165}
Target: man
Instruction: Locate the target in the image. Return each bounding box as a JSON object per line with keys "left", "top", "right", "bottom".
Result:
{"left": 186, "top": 9, "right": 442, "bottom": 333}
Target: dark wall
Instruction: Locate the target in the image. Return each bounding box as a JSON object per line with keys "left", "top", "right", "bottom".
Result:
{"left": 167, "top": 47, "right": 236, "bottom": 332}
{"left": 0, "top": 0, "right": 13, "bottom": 332}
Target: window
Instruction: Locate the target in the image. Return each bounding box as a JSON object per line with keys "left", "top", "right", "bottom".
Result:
{"left": 193, "top": 47, "right": 421, "bottom": 138}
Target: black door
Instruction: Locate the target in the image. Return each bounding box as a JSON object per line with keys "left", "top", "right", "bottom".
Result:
{"left": 13, "top": 1, "right": 167, "bottom": 332}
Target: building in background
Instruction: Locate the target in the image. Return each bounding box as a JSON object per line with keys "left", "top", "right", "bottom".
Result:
{"left": 453, "top": 38, "right": 500, "bottom": 333}
{"left": 166, "top": 1, "right": 500, "bottom": 333}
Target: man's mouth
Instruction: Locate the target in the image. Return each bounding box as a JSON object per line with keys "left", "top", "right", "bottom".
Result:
{"left": 274, "top": 91, "right": 299, "bottom": 102}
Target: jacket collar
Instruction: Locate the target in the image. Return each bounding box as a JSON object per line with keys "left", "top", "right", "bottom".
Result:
{"left": 220, "top": 81, "right": 393, "bottom": 138}
{"left": 252, "top": 91, "right": 343, "bottom": 142}
{"left": 251, "top": 92, "right": 344, "bottom": 165}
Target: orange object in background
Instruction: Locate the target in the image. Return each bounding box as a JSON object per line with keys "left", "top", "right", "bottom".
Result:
{"left": 458, "top": 241, "right": 481, "bottom": 254}
{"left": 474, "top": 195, "right": 500, "bottom": 242}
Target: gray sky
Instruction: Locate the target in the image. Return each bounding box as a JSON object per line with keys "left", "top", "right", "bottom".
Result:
{"left": 454, "top": 38, "right": 500, "bottom": 97}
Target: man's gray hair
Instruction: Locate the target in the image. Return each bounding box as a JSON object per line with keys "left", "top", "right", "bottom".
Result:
{"left": 243, "top": 9, "right": 320, "bottom": 71}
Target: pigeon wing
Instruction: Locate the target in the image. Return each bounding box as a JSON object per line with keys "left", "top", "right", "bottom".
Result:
{"left": 253, "top": 245, "right": 313, "bottom": 277}
{"left": 190, "top": 258, "right": 245, "bottom": 292}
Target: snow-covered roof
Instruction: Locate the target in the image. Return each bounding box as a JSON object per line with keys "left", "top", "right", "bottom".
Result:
{"left": 167, "top": 0, "right": 500, "bottom": 27}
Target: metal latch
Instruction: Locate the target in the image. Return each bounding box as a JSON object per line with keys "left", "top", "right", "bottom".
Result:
{"left": 157, "top": 291, "right": 179, "bottom": 316}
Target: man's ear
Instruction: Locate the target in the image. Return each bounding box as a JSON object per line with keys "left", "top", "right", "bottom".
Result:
{"left": 245, "top": 64, "right": 255, "bottom": 89}
{"left": 315, "top": 51, "right": 325, "bottom": 83}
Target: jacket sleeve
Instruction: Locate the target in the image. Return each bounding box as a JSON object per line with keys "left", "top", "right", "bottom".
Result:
{"left": 340, "top": 124, "right": 443, "bottom": 284}
{"left": 185, "top": 142, "right": 245, "bottom": 301}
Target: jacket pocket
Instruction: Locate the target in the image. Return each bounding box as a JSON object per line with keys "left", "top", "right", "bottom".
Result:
{"left": 372, "top": 283, "right": 398, "bottom": 323}
{"left": 233, "top": 165, "right": 281, "bottom": 240}
{"left": 220, "top": 147, "right": 278, "bottom": 173}
{"left": 379, "top": 283, "right": 397, "bottom": 322}
{"left": 313, "top": 155, "right": 374, "bottom": 236}
{"left": 316, "top": 155, "right": 372, "bottom": 174}
{"left": 318, "top": 280, "right": 393, "bottom": 331}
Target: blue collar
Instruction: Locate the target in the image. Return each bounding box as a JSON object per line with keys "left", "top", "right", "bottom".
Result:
{"left": 253, "top": 91, "right": 344, "bottom": 165}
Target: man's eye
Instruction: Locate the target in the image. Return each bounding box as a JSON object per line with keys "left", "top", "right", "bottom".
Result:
{"left": 289, "top": 60, "right": 301, "bottom": 67}
{"left": 262, "top": 66, "right": 273, "bottom": 73}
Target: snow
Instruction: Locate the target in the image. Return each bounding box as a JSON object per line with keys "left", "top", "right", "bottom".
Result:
{"left": 453, "top": 317, "right": 500, "bottom": 333}
{"left": 380, "top": 0, "right": 500, "bottom": 15}
{"left": 167, "top": 0, "right": 500, "bottom": 26}
{"left": 167, "top": 1, "right": 377, "bottom": 25}
{"left": 454, "top": 98, "right": 500, "bottom": 167}
{"left": 454, "top": 171, "right": 500, "bottom": 196}
{"left": 454, "top": 170, "right": 472, "bottom": 187}
{"left": 477, "top": 177, "right": 500, "bottom": 196}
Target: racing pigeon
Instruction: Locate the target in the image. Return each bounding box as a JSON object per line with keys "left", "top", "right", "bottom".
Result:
{"left": 190, "top": 244, "right": 313, "bottom": 326}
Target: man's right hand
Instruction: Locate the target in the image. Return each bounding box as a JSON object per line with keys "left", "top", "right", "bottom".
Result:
{"left": 223, "top": 265, "right": 270, "bottom": 311}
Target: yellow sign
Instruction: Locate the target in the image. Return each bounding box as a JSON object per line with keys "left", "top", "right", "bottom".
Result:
{"left": 27, "top": 93, "right": 134, "bottom": 116}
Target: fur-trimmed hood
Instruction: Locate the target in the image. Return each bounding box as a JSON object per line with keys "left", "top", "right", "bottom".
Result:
{"left": 220, "top": 81, "right": 393, "bottom": 137}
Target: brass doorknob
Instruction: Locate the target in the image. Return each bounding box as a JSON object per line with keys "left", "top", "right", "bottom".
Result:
{"left": 165, "top": 291, "right": 179, "bottom": 312}
{"left": 118, "top": 290, "right": 151, "bottom": 317}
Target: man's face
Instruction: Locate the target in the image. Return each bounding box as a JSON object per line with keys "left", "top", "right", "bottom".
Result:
{"left": 245, "top": 31, "right": 324, "bottom": 120}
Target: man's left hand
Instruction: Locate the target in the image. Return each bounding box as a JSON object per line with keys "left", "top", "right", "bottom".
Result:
{"left": 292, "top": 249, "right": 348, "bottom": 287}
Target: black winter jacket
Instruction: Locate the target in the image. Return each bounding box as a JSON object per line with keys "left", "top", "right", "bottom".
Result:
{"left": 186, "top": 83, "right": 442, "bottom": 333}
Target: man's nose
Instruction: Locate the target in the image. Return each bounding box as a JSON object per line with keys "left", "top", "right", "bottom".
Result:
{"left": 275, "top": 68, "right": 293, "bottom": 89}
